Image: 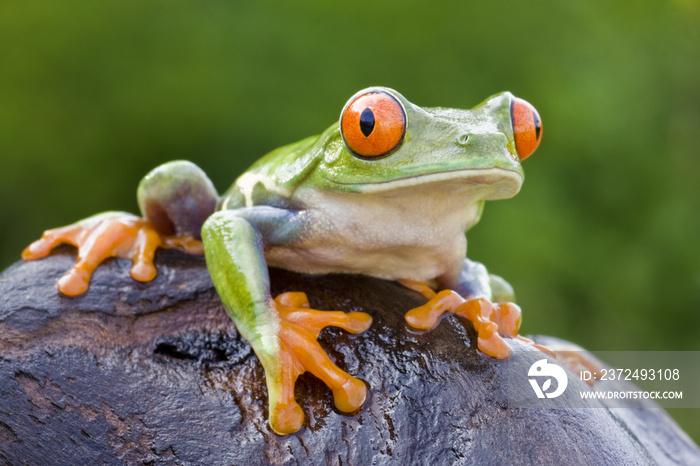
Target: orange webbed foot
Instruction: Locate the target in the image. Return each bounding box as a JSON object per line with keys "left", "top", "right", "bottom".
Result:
{"left": 400, "top": 280, "right": 549, "bottom": 359}
{"left": 22, "top": 212, "right": 203, "bottom": 296}
{"left": 267, "top": 292, "right": 372, "bottom": 434}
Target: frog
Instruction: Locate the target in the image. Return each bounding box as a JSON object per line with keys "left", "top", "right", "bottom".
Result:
{"left": 22, "top": 86, "right": 543, "bottom": 435}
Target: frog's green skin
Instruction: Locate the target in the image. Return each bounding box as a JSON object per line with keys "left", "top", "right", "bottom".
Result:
{"left": 212, "top": 88, "right": 521, "bottom": 288}
{"left": 124, "top": 87, "right": 528, "bottom": 434}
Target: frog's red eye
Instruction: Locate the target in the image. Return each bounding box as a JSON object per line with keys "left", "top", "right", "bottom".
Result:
{"left": 510, "top": 97, "right": 542, "bottom": 160}
{"left": 341, "top": 91, "right": 406, "bottom": 158}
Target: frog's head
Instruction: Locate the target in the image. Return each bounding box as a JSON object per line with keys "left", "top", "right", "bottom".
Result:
{"left": 307, "top": 86, "right": 541, "bottom": 201}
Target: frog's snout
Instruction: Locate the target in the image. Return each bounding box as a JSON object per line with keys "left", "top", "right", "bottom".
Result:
{"left": 510, "top": 98, "right": 542, "bottom": 160}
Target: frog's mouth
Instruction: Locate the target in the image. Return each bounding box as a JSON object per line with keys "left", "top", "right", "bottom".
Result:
{"left": 334, "top": 167, "right": 523, "bottom": 200}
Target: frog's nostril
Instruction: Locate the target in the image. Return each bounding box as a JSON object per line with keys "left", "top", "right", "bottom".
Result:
{"left": 456, "top": 134, "right": 470, "bottom": 146}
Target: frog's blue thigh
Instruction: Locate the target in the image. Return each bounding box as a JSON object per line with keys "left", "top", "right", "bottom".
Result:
{"left": 137, "top": 160, "right": 219, "bottom": 238}
{"left": 453, "top": 258, "right": 492, "bottom": 300}
{"left": 453, "top": 258, "right": 515, "bottom": 303}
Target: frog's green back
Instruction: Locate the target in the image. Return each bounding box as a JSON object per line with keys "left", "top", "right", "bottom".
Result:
{"left": 218, "top": 128, "right": 333, "bottom": 210}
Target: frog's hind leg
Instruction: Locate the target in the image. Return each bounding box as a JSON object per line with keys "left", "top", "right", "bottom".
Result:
{"left": 137, "top": 160, "right": 218, "bottom": 240}
{"left": 202, "top": 210, "right": 372, "bottom": 435}
{"left": 22, "top": 161, "right": 217, "bottom": 296}
{"left": 22, "top": 212, "right": 166, "bottom": 295}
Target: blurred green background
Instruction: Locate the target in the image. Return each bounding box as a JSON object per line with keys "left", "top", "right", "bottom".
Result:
{"left": 1, "top": 0, "right": 698, "bottom": 442}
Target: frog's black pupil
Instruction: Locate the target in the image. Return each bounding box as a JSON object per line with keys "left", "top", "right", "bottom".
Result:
{"left": 359, "top": 108, "right": 375, "bottom": 137}
{"left": 533, "top": 111, "right": 541, "bottom": 140}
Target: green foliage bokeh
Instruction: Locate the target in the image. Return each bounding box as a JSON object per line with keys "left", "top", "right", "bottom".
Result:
{"left": 1, "top": 0, "right": 698, "bottom": 441}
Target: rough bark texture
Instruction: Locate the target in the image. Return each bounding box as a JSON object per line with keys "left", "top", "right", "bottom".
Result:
{"left": 1, "top": 248, "right": 698, "bottom": 465}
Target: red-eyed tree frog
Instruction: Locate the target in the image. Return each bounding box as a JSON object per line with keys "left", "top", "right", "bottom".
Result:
{"left": 22, "top": 87, "right": 543, "bottom": 435}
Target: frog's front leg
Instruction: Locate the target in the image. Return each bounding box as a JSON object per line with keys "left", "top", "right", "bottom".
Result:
{"left": 202, "top": 209, "right": 372, "bottom": 435}
{"left": 402, "top": 259, "right": 547, "bottom": 359}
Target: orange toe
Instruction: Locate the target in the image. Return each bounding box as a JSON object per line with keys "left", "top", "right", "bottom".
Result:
{"left": 269, "top": 399, "right": 305, "bottom": 435}
{"left": 332, "top": 377, "right": 367, "bottom": 413}
{"left": 57, "top": 269, "right": 91, "bottom": 296}
{"left": 130, "top": 261, "right": 157, "bottom": 282}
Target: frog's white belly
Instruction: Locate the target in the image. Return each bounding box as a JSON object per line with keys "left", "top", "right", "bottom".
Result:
{"left": 263, "top": 184, "right": 482, "bottom": 283}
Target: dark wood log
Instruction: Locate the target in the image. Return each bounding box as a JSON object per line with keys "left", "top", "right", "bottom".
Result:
{"left": 1, "top": 248, "right": 698, "bottom": 465}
